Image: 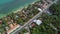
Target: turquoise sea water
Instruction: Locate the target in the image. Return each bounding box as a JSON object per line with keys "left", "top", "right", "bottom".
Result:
{"left": 0, "top": 0, "right": 13, "bottom": 5}
{"left": 0, "top": 0, "right": 38, "bottom": 18}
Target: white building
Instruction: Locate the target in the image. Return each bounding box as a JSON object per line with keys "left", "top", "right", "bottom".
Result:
{"left": 38, "top": 8, "right": 43, "bottom": 12}
{"left": 33, "top": 19, "right": 42, "bottom": 25}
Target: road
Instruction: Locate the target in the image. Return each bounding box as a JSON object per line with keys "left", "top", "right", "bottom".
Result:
{"left": 11, "top": 0, "right": 58, "bottom": 34}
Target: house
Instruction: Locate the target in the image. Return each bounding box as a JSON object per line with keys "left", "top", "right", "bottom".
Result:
{"left": 5, "top": 26, "right": 10, "bottom": 31}
{"left": 0, "top": 19, "right": 2, "bottom": 24}
{"left": 29, "top": 23, "right": 36, "bottom": 28}
{"left": 15, "top": 15, "right": 19, "bottom": 19}
{"left": 33, "top": 19, "right": 42, "bottom": 25}
{"left": 7, "top": 24, "right": 20, "bottom": 34}
{"left": 38, "top": 8, "right": 43, "bottom": 12}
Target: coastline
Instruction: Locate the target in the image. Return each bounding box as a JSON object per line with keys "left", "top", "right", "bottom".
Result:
{"left": 11, "top": 0, "right": 39, "bottom": 13}
{"left": 12, "top": 0, "right": 38, "bottom": 13}
{"left": 0, "top": 0, "right": 39, "bottom": 19}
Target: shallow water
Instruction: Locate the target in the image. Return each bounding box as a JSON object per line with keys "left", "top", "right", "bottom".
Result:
{"left": 0, "top": 0, "right": 37, "bottom": 18}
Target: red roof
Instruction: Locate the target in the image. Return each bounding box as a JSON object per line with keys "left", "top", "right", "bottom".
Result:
{"left": 0, "top": 19, "right": 2, "bottom": 24}
{"left": 31, "top": 23, "right": 35, "bottom": 27}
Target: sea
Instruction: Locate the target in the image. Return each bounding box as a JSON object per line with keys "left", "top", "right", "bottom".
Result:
{"left": 0, "top": 0, "right": 38, "bottom": 18}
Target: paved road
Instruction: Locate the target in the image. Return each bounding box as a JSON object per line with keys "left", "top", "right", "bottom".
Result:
{"left": 12, "top": 10, "right": 43, "bottom": 34}
{"left": 12, "top": 0, "right": 58, "bottom": 34}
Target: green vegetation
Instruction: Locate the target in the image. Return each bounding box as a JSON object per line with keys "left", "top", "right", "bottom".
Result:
{"left": 13, "top": 4, "right": 39, "bottom": 25}
{"left": 19, "top": 29, "right": 28, "bottom": 34}
{"left": 30, "top": 19, "right": 56, "bottom": 34}
{"left": 49, "top": 4, "right": 60, "bottom": 28}
{"left": 0, "top": 1, "right": 39, "bottom": 33}
{"left": 30, "top": 4, "right": 60, "bottom": 34}
{"left": 0, "top": 0, "right": 60, "bottom": 34}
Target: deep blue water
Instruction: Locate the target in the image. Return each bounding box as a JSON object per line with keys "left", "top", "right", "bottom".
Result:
{"left": 0, "top": 0, "right": 37, "bottom": 18}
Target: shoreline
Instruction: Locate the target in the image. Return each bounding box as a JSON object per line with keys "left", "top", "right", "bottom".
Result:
{"left": 0, "top": 0, "right": 39, "bottom": 19}
{"left": 12, "top": 0, "right": 39, "bottom": 13}
{"left": 12, "top": 0, "right": 38, "bottom": 13}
